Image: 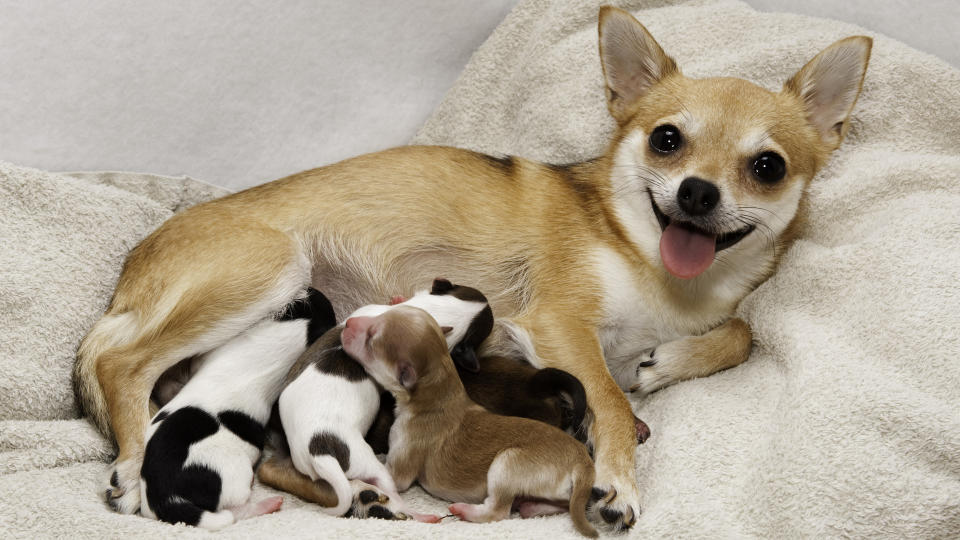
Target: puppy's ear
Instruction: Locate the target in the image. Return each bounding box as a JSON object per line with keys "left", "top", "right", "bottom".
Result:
{"left": 451, "top": 344, "right": 480, "bottom": 373}
{"left": 397, "top": 362, "right": 418, "bottom": 390}
{"left": 440, "top": 326, "right": 454, "bottom": 335}
{"left": 598, "top": 6, "right": 678, "bottom": 123}
{"left": 784, "top": 36, "right": 872, "bottom": 149}
{"left": 431, "top": 278, "right": 454, "bottom": 295}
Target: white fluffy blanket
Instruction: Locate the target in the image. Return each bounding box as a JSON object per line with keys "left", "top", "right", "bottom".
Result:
{"left": 2, "top": 0, "right": 959, "bottom": 537}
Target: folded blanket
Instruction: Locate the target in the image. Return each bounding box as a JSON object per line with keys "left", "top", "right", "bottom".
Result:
{"left": 2, "top": 0, "right": 959, "bottom": 537}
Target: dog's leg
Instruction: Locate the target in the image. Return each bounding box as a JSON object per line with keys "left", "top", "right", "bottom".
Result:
{"left": 627, "top": 317, "right": 752, "bottom": 395}
{"left": 515, "top": 500, "right": 567, "bottom": 518}
{"left": 257, "top": 454, "right": 339, "bottom": 507}
{"left": 86, "top": 227, "right": 309, "bottom": 514}
{"left": 447, "top": 450, "right": 515, "bottom": 523}
{"left": 522, "top": 314, "right": 640, "bottom": 531}
{"left": 258, "top": 455, "right": 412, "bottom": 520}
{"left": 358, "top": 449, "right": 440, "bottom": 523}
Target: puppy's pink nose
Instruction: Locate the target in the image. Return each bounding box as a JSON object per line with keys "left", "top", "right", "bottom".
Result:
{"left": 344, "top": 316, "right": 373, "bottom": 335}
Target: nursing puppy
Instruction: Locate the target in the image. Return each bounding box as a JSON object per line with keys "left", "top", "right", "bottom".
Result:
{"left": 343, "top": 306, "right": 599, "bottom": 537}
{"left": 403, "top": 278, "right": 591, "bottom": 438}
{"left": 274, "top": 281, "right": 491, "bottom": 520}
{"left": 77, "top": 7, "right": 872, "bottom": 525}
{"left": 360, "top": 279, "right": 592, "bottom": 453}
{"left": 139, "top": 289, "right": 333, "bottom": 530}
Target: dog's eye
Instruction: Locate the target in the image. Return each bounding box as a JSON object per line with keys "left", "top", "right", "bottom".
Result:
{"left": 752, "top": 152, "right": 786, "bottom": 183}
{"left": 649, "top": 125, "right": 683, "bottom": 153}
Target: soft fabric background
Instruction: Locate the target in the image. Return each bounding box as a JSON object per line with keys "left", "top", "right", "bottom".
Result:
{"left": 0, "top": 0, "right": 956, "bottom": 191}
{"left": 2, "top": 0, "right": 959, "bottom": 537}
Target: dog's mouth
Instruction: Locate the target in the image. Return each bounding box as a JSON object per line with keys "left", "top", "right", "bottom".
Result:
{"left": 648, "top": 191, "right": 754, "bottom": 279}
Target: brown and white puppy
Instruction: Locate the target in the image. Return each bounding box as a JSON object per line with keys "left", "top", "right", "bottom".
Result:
{"left": 387, "top": 279, "right": 595, "bottom": 442}
{"left": 74, "top": 6, "right": 872, "bottom": 526}
{"left": 342, "top": 306, "right": 599, "bottom": 537}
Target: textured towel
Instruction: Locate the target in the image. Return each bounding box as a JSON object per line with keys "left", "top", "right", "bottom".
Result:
{"left": 2, "top": 0, "right": 960, "bottom": 537}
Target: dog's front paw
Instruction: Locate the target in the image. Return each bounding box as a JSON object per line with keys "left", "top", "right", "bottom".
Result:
{"left": 626, "top": 345, "right": 680, "bottom": 396}
{"left": 103, "top": 459, "right": 141, "bottom": 514}
{"left": 587, "top": 478, "right": 640, "bottom": 533}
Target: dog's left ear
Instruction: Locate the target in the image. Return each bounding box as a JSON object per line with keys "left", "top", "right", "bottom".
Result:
{"left": 397, "top": 361, "right": 418, "bottom": 391}
{"left": 451, "top": 343, "right": 480, "bottom": 373}
{"left": 784, "top": 36, "right": 872, "bottom": 149}
{"left": 598, "top": 6, "right": 679, "bottom": 123}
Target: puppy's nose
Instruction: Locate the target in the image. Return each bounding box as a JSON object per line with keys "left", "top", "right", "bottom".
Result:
{"left": 677, "top": 177, "right": 720, "bottom": 216}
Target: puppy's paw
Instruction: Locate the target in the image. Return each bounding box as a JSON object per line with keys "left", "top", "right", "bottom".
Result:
{"left": 348, "top": 485, "right": 406, "bottom": 521}
{"left": 103, "top": 459, "right": 141, "bottom": 514}
{"left": 587, "top": 479, "right": 640, "bottom": 533}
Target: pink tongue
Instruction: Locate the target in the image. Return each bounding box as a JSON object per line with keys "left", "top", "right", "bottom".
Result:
{"left": 659, "top": 223, "right": 716, "bottom": 279}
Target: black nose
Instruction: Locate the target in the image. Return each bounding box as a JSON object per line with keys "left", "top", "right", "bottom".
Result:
{"left": 677, "top": 177, "right": 720, "bottom": 216}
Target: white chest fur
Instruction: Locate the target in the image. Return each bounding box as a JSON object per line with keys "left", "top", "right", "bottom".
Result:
{"left": 591, "top": 246, "right": 734, "bottom": 367}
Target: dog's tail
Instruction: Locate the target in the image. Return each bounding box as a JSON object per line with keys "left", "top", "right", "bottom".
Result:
{"left": 527, "top": 368, "right": 588, "bottom": 436}
{"left": 311, "top": 455, "right": 354, "bottom": 516}
{"left": 74, "top": 311, "right": 144, "bottom": 439}
{"left": 569, "top": 464, "right": 599, "bottom": 538}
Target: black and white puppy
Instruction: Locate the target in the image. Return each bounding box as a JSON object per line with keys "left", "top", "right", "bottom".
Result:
{"left": 139, "top": 288, "right": 334, "bottom": 530}
{"left": 277, "top": 280, "right": 489, "bottom": 521}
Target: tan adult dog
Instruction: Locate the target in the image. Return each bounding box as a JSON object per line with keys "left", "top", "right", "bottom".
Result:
{"left": 74, "top": 6, "right": 871, "bottom": 528}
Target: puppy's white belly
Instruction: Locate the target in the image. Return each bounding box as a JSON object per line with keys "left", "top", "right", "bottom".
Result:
{"left": 279, "top": 367, "right": 380, "bottom": 478}
{"left": 183, "top": 427, "right": 259, "bottom": 509}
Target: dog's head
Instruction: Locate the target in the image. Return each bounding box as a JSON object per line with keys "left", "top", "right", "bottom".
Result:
{"left": 341, "top": 306, "right": 452, "bottom": 396}
{"left": 597, "top": 7, "right": 871, "bottom": 282}
{"left": 381, "top": 278, "right": 493, "bottom": 373}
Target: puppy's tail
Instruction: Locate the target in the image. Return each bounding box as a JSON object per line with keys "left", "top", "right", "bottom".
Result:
{"left": 311, "top": 455, "right": 354, "bottom": 516}
{"left": 569, "top": 465, "right": 599, "bottom": 538}
{"left": 527, "top": 368, "right": 587, "bottom": 437}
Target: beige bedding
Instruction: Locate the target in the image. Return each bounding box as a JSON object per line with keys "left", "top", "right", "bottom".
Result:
{"left": 3, "top": 0, "right": 959, "bottom": 537}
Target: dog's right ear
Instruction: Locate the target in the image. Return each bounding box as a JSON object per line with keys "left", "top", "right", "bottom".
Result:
{"left": 598, "top": 6, "right": 678, "bottom": 123}
{"left": 397, "top": 361, "right": 418, "bottom": 390}
{"left": 430, "top": 278, "right": 454, "bottom": 295}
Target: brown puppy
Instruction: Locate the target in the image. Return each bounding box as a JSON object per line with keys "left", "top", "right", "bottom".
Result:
{"left": 342, "top": 306, "right": 599, "bottom": 538}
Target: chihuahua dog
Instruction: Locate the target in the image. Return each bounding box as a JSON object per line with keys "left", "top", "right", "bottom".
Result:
{"left": 76, "top": 6, "right": 871, "bottom": 526}
{"left": 139, "top": 289, "right": 333, "bottom": 530}
{"left": 343, "top": 306, "right": 599, "bottom": 537}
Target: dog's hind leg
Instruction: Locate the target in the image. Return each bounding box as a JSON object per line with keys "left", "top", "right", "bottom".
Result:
{"left": 258, "top": 454, "right": 339, "bottom": 507}
{"left": 353, "top": 443, "right": 439, "bottom": 523}
{"left": 627, "top": 317, "right": 752, "bottom": 395}
{"left": 79, "top": 220, "right": 311, "bottom": 513}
